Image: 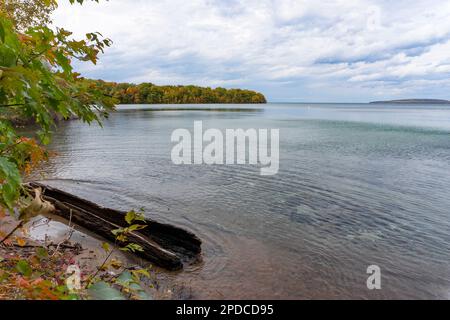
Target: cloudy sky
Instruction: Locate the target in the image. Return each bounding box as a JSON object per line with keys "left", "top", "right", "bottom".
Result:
{"left": 53, "top": 0, "right": 450, "bottom": 102}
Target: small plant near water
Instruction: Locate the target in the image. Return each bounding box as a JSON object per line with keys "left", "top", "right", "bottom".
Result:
{"left": 85, "top": 209, "right": 153, "bottom": 300}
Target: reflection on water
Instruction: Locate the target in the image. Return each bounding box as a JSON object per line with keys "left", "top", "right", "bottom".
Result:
{"left": 35, "top": 103, "right": 450, "bottom": 299}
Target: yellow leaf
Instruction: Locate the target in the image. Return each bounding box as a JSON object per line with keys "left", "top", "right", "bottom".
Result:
{"left": 110, "top": 259, "right": 122, "bottom": 270}
{"left": 16, "top": 238, "right": 27, "bottom": 247}
{"left": 101, "top": 242, "right": 110, "bottom": 252}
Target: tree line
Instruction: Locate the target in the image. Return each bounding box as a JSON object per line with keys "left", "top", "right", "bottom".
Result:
{"left": 88, "top": 80, "right": 267, "bottom": 104}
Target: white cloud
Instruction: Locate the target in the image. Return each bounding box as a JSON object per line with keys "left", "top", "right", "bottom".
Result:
{"left": 52, "top": 0, "right": 450, "bottom": 102}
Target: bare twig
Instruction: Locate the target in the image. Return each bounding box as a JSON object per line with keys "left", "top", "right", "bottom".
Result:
{"left": 0, "top": 140, "right": 25, "bottom": 156}
{"left": 7, "top": 243, "right": 83, "bottom": 250}
{"left": 0, "top": 221, "right": 24, "bottom": 246}
{"left": 86, "top": 246, "right": 115, "bottom": 288}
{"left": 30, "top": 217, "right": 51, "bottom": 229}
{"left": 0, "top": 103, "right": 25, "bottom": 108}
{"left": 52, "top": 209, "right": 75, "bottom": 256}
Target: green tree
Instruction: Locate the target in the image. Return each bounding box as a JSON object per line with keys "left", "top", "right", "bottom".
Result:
{"left": 0, "top": 0, "right": 114, "bottom": 211}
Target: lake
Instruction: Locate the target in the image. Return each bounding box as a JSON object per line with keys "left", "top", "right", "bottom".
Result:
{"left": 37, "top": 103, "right": 450, "bottom": 299}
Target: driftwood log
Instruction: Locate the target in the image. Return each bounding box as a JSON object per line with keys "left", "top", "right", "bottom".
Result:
{"left": 27, "top": 182, "right": 202, "bottom": 271}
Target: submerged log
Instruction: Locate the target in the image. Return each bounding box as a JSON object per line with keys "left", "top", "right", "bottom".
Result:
{"left": 27, "top": 182, "right": 202, "bottom": 271}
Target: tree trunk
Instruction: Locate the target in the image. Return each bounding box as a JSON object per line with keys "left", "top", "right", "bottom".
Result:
{"left": 27, "top": 182, "right": 202, "bottom": 271}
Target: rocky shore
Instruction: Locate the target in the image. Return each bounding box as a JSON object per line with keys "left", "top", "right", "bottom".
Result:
{"left": 0, "top": 213, "right": 180, "bottom": 300}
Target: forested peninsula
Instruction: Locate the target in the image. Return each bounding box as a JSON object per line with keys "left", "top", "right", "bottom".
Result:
{"left": 89, "top": 80, "right": 267, "bottom": 104}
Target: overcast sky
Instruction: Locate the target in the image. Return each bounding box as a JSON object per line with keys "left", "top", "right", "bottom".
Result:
{"left": 53, "top": 0, "right": 450, "bottom": 102}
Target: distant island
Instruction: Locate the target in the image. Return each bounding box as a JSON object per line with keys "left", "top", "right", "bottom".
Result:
{"left": 370, "top": 99, "right": 450, "bottom": 104}
{"left": 89, "top": 79, "right": 267, "bottom": 104}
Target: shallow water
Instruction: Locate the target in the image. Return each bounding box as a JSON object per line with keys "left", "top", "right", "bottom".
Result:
{"left": 37, "top": 103, "right": 450, "bottom": 299}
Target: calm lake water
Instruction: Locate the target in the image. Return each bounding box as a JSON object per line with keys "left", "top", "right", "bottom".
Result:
{"left": 37, "top": 103, "right": 450, "bottom": 299}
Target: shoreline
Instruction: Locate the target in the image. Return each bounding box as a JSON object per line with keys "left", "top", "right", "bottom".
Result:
{"left": 0, "top": 213, "right": 184, "bottom": 300}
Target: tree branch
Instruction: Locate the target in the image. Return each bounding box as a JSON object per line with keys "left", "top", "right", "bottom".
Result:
{"left": 0, "top": 103, "right": 25, "bottom": 108}
{"left": 86, "top": 246, "right": 115, "bottom": 288}
{"left": 0, "top": 140, "right": 25, "bottom": 156}
{"left": 0, "top": 221, "right": 24, "bottom": 246}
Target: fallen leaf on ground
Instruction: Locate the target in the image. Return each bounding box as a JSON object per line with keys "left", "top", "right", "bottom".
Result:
{"left": 16, "top": 238, "right": 27, "bottom": 247}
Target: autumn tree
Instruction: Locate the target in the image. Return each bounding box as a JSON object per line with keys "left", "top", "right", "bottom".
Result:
{"left": 0, "top": 0, "right": 57, "bottom": 31}
{"left": 89, "top": 80, "right": 267, "bottom": 105}
{"left": 0, "top": 0, "right": 114, "bottom": 212}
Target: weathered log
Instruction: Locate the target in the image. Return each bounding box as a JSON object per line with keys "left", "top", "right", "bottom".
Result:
{"left": 27, "top": 182, "right": 202, "bottom": 270}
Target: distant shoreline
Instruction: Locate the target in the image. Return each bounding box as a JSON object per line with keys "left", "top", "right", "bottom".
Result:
{"left": 370, "top": 99, "right": 450, "bottom": 105}
{"left": 117, "top": 106, "right": 263, "bottom": 112}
